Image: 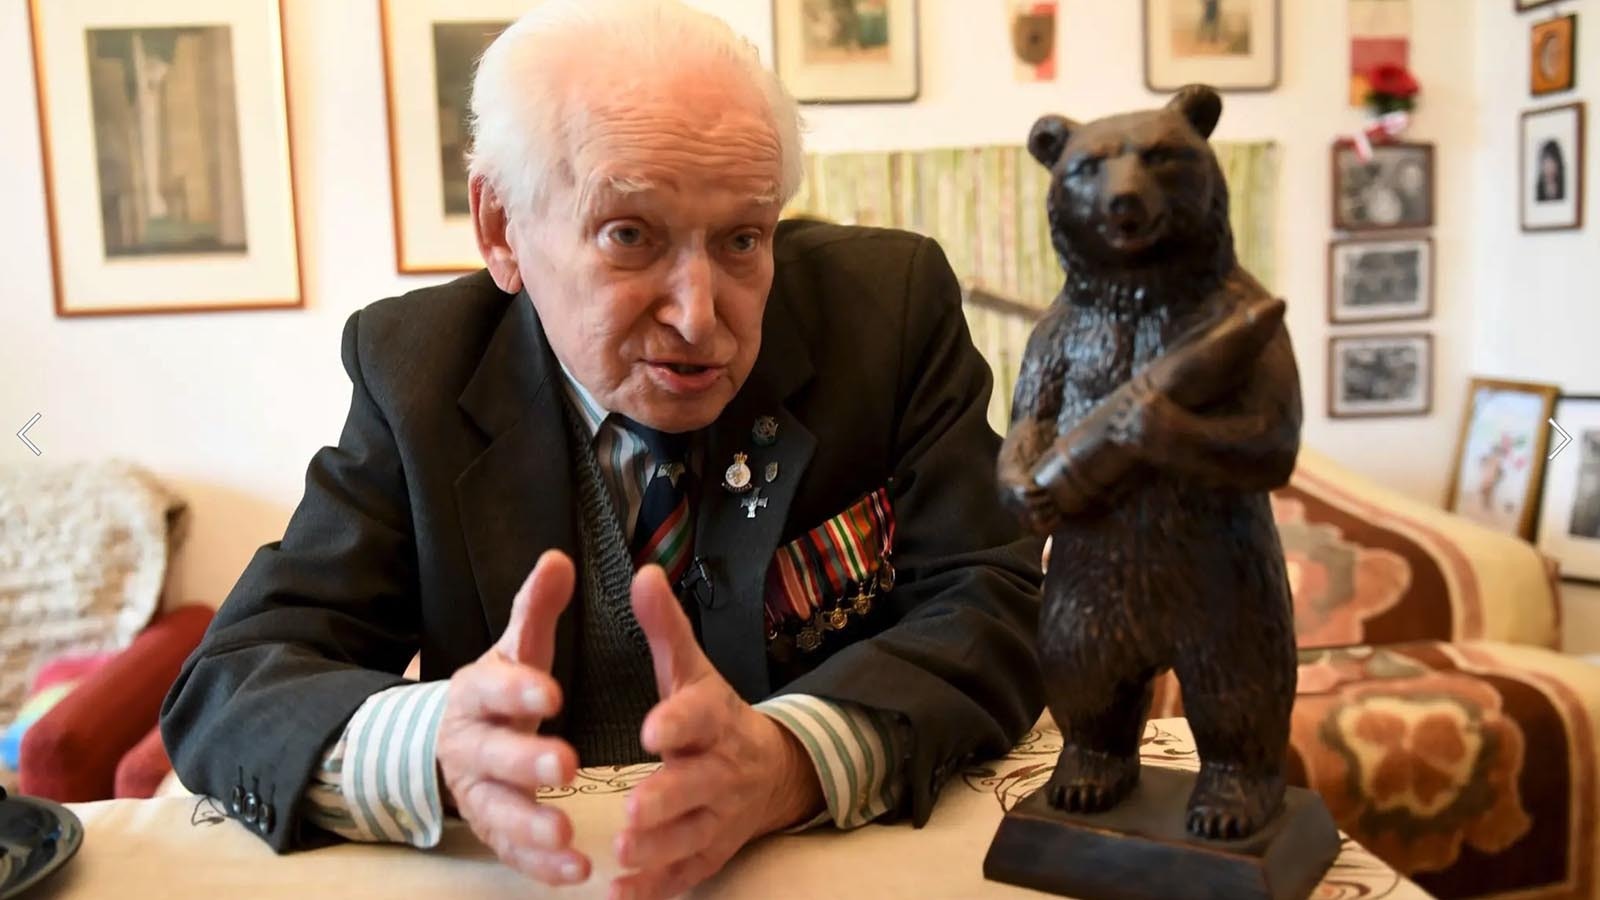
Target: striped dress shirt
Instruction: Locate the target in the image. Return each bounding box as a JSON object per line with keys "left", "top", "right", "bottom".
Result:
{"left": 301, "top": 371, "right": 906, "bottom": 847}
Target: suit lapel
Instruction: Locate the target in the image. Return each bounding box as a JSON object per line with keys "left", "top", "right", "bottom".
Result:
{"left": 693, "top": 292, "right": 815, "bottom": 702}
{"left": 454, "top": 292, "right": 581, "bottom": 702}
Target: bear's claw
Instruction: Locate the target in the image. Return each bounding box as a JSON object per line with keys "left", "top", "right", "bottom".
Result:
{"left": 1185, "top": 766, "right": 1284, "bottom": 841}
{"left": 1043, "top": 745, "right": 1140, "bottom": 814}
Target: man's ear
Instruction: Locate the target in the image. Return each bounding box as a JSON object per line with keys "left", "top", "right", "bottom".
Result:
{"left": 1167, "top": 84, "right": 1222, "bottom": 140}
{"left": 470, "top": 174, "right": 523, "bottom": 294}
{"left": 1028, "top": 114, "right": 1077, "bottom": 169}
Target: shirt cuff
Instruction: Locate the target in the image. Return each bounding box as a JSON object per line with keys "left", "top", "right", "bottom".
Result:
{"left": 301, "top": 680, "right": 450, "bottom": 848}
{"left": 755, "top": 693, "right": 906, "bottom": 830}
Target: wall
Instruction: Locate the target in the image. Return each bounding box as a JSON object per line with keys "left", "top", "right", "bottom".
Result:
{"left": 0, "top": 0, "right": 1482, "bottom": 607}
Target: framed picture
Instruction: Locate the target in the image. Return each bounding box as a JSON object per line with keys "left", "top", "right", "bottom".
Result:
{"left": 28, "top": 0, "right": 301, "bottom": 316}
{"left": 381, "top": 1, "right": 525, "bottom": 274}
{"left": 1143, "top": 0, "right": 1281, "bottom": 92}
{"left": 1537, "top": 396, "right": 1600, "bottom": 584}
{"left": 772, "top": 0, "right": 919, "bottom": 104}
{"left": 1445, "top": 378, "right": 1561, "bottom": 540}
{"left": 1327, "top": 236, "right": 1433, "bottom": 324}
{"left": 1522, "top": 102, "right": 1586, "bottom": 232}
{"left": 1515, "top": 0, "right": 1561, "bottom": 12}
{"left": 1531, "top": 14, "right": 1576, "bottom": 96}
{"left": 1332, "top": 142, "right": 1435, "bottom": 232}
{"left": 1327, "top": 333, "right": 1433, "bottom": 419}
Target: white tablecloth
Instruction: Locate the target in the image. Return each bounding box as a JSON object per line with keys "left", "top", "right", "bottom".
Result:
{"left": 44, "top": 718, "right": 1431, "bottom": 899}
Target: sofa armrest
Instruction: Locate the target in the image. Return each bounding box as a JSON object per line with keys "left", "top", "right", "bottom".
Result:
{"left": 19, "top": 605, "right": 213, "bottom": 802}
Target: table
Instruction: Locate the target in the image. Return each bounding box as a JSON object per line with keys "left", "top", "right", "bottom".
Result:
{"left": 43, "top": 719, "right": 1430, "bottom": 899}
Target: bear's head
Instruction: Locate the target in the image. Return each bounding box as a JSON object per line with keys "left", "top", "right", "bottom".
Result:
{"left": 1029, "top": 85, "right": 1232, "bottom": 275}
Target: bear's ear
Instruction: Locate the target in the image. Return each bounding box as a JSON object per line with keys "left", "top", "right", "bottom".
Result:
{"left": 1028, "top": 114, "right": 1076, "bottom": 168}
{"left": 1167, "top": 84, "right": 1222, "bottom": 140}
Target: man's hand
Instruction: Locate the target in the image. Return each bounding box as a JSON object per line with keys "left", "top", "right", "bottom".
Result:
{"left": 610, "top": 567, "right": 824, "bottom": 900}
{"left": 436, "top": 551, "right": 589, "bottom": 886}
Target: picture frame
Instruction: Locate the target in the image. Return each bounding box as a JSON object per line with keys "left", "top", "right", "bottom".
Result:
{"left": 1327, "top": 333, "right": 1433, "bottom": 420}
{"left": 1327, "top": 236, "right": 1433, "bottom": 324}
{"left": 381, "top": 1, "right": 525, "bottom": 274}
{"left": 1515, "top": 0, "right": 1561, "bottom": 12}
{"left": 1445, "top": 377, "right": 1561, "bottom": 540}
{"left": 28, "top": 0, "right": 302, "bottom": 316}
{"left": 772, "top": 0, "right": 920, "bottom": 104}
{"left": 1521, "top": 102, "right": 1586, "bottom": 232}
{"left": 1332, "top": 141, "right": 1435, "bottom": 232}
{"left": 1143, "top": 0, "right": 1281, "bottom": 93}
{"left": 1531, "top": 14, "right": 1577, "bottom": 96}
{"left": 1536, "top": 395, "right": 1600, "bottom": 584}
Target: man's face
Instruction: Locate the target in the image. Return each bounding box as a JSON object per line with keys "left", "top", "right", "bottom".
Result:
{"left": 510, "top": 76, "right": 784, "bottom": 434}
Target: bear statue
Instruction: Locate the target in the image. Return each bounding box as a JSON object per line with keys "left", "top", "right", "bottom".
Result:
{"left": 997, "top": 84, "right": 1304, "bottom": 841}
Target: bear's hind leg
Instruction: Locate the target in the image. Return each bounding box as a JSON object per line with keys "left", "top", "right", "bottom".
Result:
{"left": 1043, "top": 673, "right": 1153, "bottom": 813}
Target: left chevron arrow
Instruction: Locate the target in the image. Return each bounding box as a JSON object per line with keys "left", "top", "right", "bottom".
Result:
{"left": 16, "top": 413, "right": 41, "bottom": 456}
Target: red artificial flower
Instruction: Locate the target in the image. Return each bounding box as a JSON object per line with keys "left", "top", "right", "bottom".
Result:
{"left": 1368, "top": 63, "right": 1420, "bottom": 98}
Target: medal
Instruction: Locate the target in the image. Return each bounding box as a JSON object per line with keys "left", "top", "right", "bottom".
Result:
{"left": 740, "top": 489, "right": 769, "bottom": 519}
{"left": 852, "top": 588, "right": 873, "bottom": 616}
{"left": 826, "top": 607, "right": 850, "bottom": 631}
{"left": 764, "top": 461, "right": 779, "bottom": 483}
{"left": 723, "top": 452, "right": 753, "bottom": 493}
{"left": 797, "top": 625, "right": 822, "bottom": 652}
{"left": 876, "top": 561, "right": 896, "bottom": 593}
{"left": 752, "top": 416, "right": 779, "bottom": 447}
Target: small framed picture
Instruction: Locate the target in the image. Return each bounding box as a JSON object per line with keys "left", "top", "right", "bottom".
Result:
{"left": 1327, "top": 237, "right": 1433, "bottom": 324}
{"left": 1516, "top": 0, "right": 1561, "bottom": 12}
{"left": 28, "top": 0, "right": 302, "bottom": 316}
{"left": 1522, "top": 102, "right": 1586, "bottom": 232}
{"left": 1332, "top": 142, "right": 1435, "bottom": 232}
{"left": 772, "top": 0, "right": 919, "bottom": 104}
{"left": 1446, "top": 378, "right": 1561, "bottom": 540}
{"left": 1537, "top": 396, "right": 1600, "bottom": 584}
{"left": 1327, "top": 333, "right": 1433, "bottom": 420}
{"left": 1531, "top": 14, "right": 1577, "bottom": 96}
{"left": 1142, "top": 0, "right": 1281, "bottom": 92}
{"left": 381, "top": 1, "right": 524, "bottom": 274}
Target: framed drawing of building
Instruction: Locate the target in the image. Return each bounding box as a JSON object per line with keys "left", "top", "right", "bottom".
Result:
{"left": 29, "top": 0, "right": 302, "bottom": 316}
{"left": 380, "top": 0, "right": 525, "bottom": 273}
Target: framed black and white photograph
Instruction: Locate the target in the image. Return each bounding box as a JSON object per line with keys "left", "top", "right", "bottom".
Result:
{"left": 1332, "top": 142, "right": 1435, "bottom": 232}
{"left": 1522, "top": 102, "right": 1585, "bottom": 232}
{"left": 773, "top": 0, "right": 920, "bottom": 104}
{"left": 1327, "top": 333, "right": 1433, "bottom": 419}
{"left": 1328, "top": 236, "right": 1433, "bottom": 324}
{"left": 28, "top": 0, "right": 302, "bottom": 315}
{"left": 1537, "top": 396, "right": 1600, "bottom": 584}
{"left": 381, "top": 1, "right": 525, "bottom": 273}
{"left": 1143, "top": 0, "right": 1281, "bottom": 92}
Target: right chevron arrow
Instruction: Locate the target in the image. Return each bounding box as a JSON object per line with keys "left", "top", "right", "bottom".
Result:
{"left": 1549, "top": 418, "right": 1573, "bottom": 460}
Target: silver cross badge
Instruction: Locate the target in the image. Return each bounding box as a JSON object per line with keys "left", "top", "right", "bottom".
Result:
{"left": 740, "top": 489, "right": 769, "bottom": 519}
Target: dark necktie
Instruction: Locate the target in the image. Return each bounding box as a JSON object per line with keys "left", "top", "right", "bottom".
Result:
{"left": 618, "top": 418, "right": 694, "bottom": 586}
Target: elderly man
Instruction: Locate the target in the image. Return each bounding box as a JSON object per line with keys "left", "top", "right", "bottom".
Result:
{"left": 161, "top": 1, "right": 1042, "bottom": 897}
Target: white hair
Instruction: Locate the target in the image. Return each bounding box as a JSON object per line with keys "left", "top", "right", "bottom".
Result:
{"left": 467, "top": 0, "right": 805, "bottom": 219}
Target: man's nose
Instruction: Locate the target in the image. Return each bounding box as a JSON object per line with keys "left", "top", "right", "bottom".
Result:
{"left": 663, "top": 249, "right": 716, "bottom": 343}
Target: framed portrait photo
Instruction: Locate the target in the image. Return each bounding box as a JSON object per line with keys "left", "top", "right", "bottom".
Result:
{"left": 1327, "top": 333, "right": 1433, "bottom": 420}
{"left": 381, "top": 1, "right": 524, "bottom": 274}
{"left": 1522, "top": 102, "right": 1586, "bottom": 232}
{"left": 1143, "top": 0, "right": 1280, "bottom": 92}
{"left": 1327, "top": 236, "right": 1433, "bottom": 324}
{"left": 28, "top": 0, "right": 302, "bottom": 316}
{"left": 1446, "top": 377, "right": 1561, "bottom": 540}
{"left": 772, "top": 0, "right": 919, "bottom": 104}
{"left": 1537, "top": 396, "right": 1600, "bottom": 584}
{"left": 1531, "top": 14, "right": 1577, "bottom": 96}
{"left": 1332, "top": 141, "right": 1435, "bottom": 232}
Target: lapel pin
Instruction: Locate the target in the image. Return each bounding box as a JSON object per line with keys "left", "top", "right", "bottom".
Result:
{"left": 723, "top": 452, "right": 754, "bottom": 494}
{"left": 655, "top": 461, "right": 686, "bottom": 488}
{"left": 764, "top": 461, "right": 779, "bottom": 484}
{"left": 752, "top": 415, "right": 779, "bottom": 447}
{"left": 740, "top": 489, "right": 769, "bottom": 519}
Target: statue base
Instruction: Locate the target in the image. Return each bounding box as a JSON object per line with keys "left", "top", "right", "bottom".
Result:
{"left": 983, "top": 766, "right": 1340, "bottom": 900}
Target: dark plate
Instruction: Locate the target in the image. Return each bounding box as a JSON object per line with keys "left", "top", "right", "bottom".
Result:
{"left": 0, "top": 790, "right": 84, "bottom": 899}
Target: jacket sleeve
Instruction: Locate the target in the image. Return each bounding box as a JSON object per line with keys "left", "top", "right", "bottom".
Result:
{"left": 160, "top": 309, "right": 419, "bottom": 852}
{"left": 775, "top": 237, "right": 1046, "bottom": 827}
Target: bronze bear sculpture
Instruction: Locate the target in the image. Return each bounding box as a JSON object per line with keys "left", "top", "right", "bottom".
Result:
{"left": 998, "top": 85, "right": 1304, "bottom": 841}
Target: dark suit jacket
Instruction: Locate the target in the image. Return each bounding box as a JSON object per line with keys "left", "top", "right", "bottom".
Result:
{"left": 161, "top": 220, "right": 1044, "bottom": 851}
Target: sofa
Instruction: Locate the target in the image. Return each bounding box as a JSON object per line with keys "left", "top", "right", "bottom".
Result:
{"left": 1149, "top": 448, "right": 1600, "bottom": 900}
